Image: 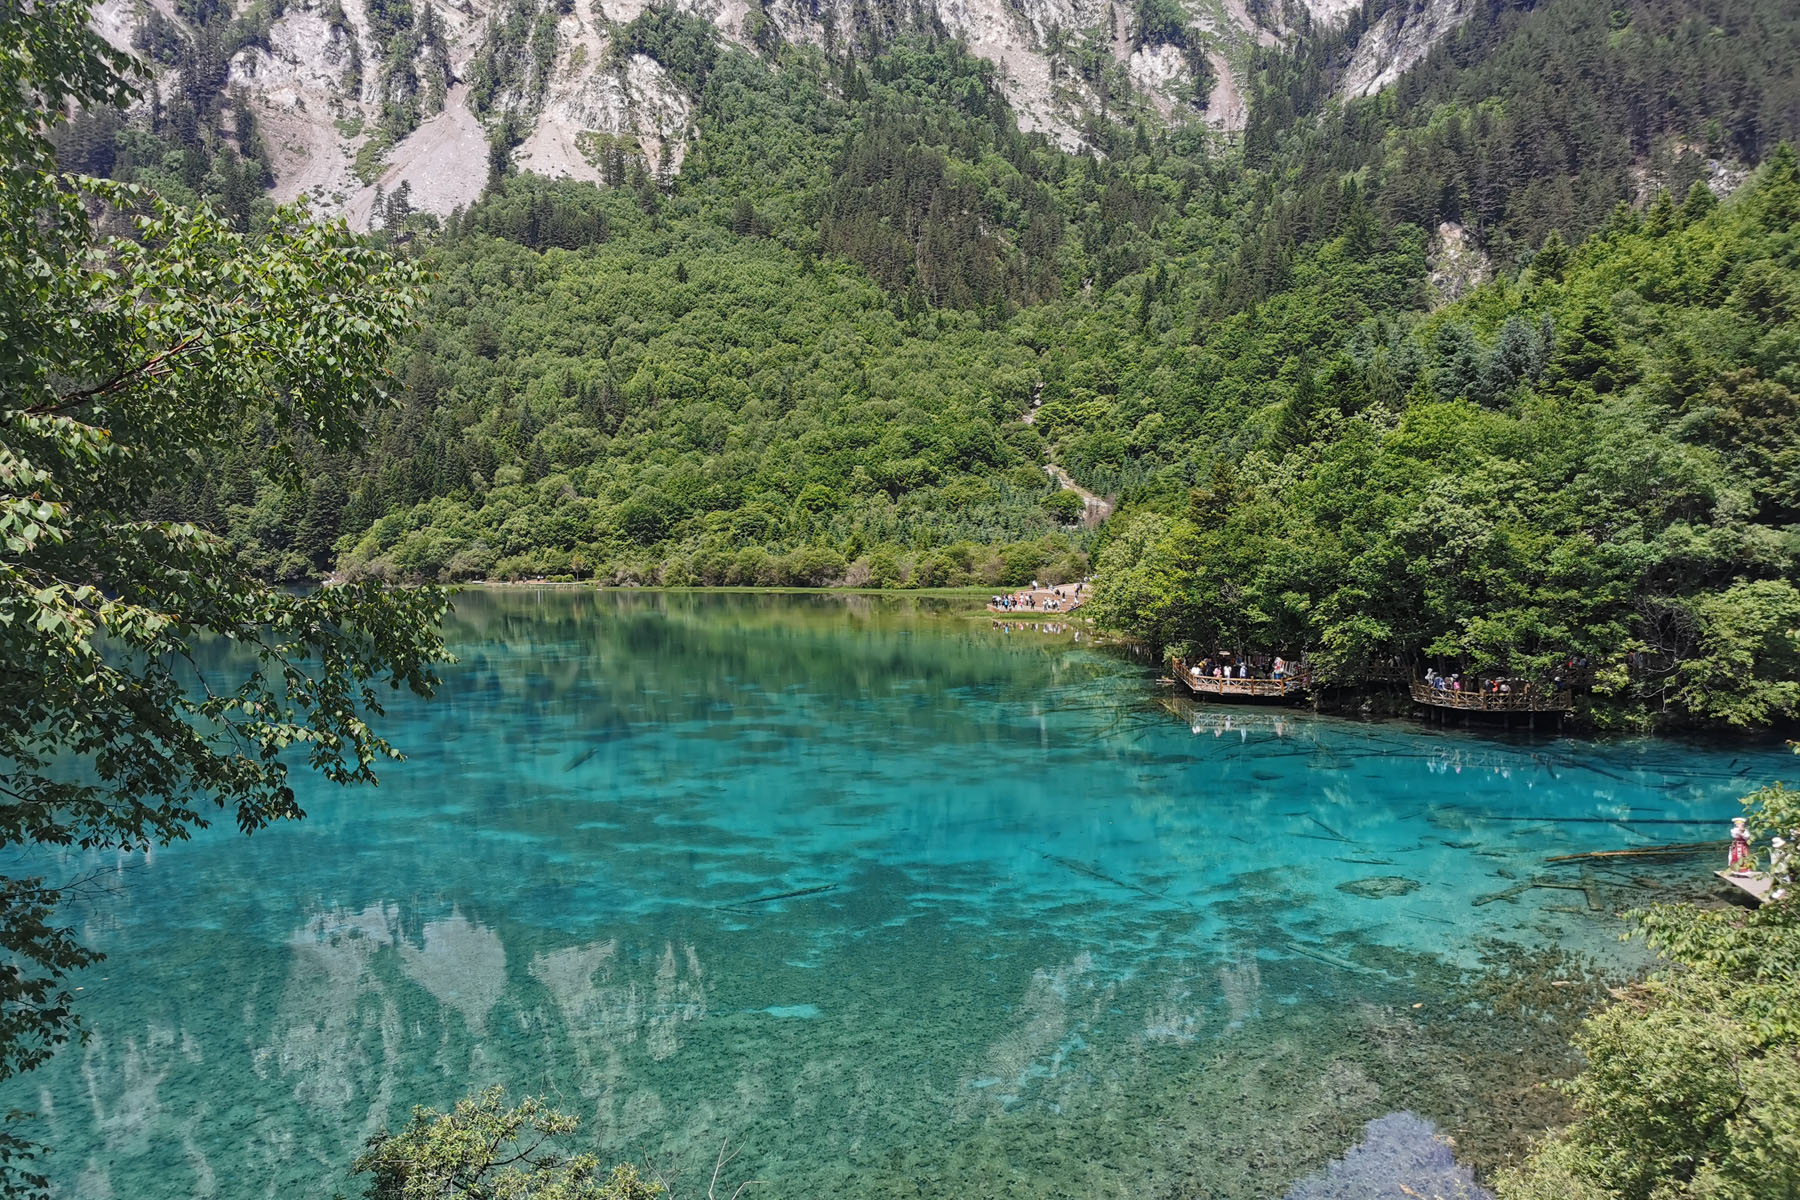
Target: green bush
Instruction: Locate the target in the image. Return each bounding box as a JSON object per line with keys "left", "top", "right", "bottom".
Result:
{"left": 867, "top": 545, "right": 906, "bottom": 587}
{"left": 779, "top": 544, "right": 847, "bottom": 586}
{"left": 1043, "top": 489, "right": 1085, "bottom": 523}
{"left": 998, "top": 541, "right": 1046, "bottom": 586}
{"left": 1498, "top": 783, "right": 1800, "bottom": 1200}
{"left": 353, "top": 1086, "right": 666, "bottom": 1200}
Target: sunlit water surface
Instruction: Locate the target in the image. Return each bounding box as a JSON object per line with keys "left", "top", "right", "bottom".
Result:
{"left": 6, "top": 590, "right": 1792, "bottom": 1199}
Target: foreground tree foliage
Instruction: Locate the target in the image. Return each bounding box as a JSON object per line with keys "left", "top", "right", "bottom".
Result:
{"left": 0, "top": 2, "right": 447, "bottom": 1190}
{"left": 1498, "top": 783, "right": 1800, "bottom": 1200}
{"left": 354, "top": 1087, "right": 665, "bottom": 1200}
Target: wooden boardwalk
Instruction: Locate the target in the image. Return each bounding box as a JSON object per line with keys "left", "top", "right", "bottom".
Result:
{"left": 1410, "top": 681, "right": 1572, "bottom": 713}
{"left": 1171, "top": 658, "right": 1307, "bottom": 703}
{"left": 1716, "top": 870, "right": 1775, "bottom": 905}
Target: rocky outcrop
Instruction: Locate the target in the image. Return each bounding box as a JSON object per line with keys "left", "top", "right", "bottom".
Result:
{"left": 1426, "top": 220, "right": 1490, "bottom": 308}
{"left": 341, "top": 84, "right": 488, "bottom": 230}
{"left": 1129, "top": 42, "right": 1190, "bottom": 118}
{"left": 91, "top": 0, "right": 1474, "bottom": 228}
{"left": 1339, "top": 0, "right": 1471, "bottom": 99}
{"left": 517, "top": 49, "right": 695, "bottom": 184}
{"left": 228, "top": 0, "right": 369, "bottom": 207}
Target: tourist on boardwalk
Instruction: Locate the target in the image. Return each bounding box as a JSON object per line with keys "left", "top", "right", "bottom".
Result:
{"left": 1729, "top": 817, "right": 1752, "bottom": 872}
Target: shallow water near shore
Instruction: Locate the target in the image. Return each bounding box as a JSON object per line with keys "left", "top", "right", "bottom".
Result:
{"left": 6, "top": 589, "right": 1792, "bottom": 1199}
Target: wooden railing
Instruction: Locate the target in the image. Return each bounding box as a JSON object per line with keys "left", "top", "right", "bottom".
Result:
{"left": 1410, "top": 681, "right": 1572, "bottom": 713}
{"left": 1171, "top": 659, "right": 1308, "bottom": 699}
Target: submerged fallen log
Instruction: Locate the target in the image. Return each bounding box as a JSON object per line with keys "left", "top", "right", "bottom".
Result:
{"left": 1469, "top": 814, "right": 1717, "bottom": 826}
{"left": 1039, "top": 852, "right": 1174, "bottom": 906}
{"left": 1472, "top": 881, "right": 1534, "bottom": 906}
{"left": 1473, "top": 875, "right": 1607, "bottom": 910}
{"left": 719, "top": 884, "right": 838, "bottom": 911}
{"left": 1308, "top": 815, "right": 1355, "bottom": 843}
{"left": 1545, "top": 840, "right": 1726, "bottom": 864}
{"left": 1284, "top": 941, "right": 1374, "bottom": 975}
{"left": 1533, "top": 877, "right": 1608, "bottom": 911}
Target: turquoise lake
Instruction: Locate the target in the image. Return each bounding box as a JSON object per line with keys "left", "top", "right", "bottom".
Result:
{"left": 6, "top": 589, "right": 1794, "bottom": 1199}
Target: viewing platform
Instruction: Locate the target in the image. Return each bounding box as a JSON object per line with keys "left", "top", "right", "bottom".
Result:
{"left": 1410, "top": 681, "right": 1572, "bottom": 713}
{"left": 1170, "top": 658, "right": 1308, "bottom": 704}
{"left": 1716, "top": 870, "right": 1775, "bottom": 905}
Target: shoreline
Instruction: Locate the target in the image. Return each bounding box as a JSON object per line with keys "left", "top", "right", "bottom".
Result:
{"left": 460, "top": 580, "right": 1017, "bottom": 599}
{"left": 432, "top": 583, "right": 1798, "bottom": 741}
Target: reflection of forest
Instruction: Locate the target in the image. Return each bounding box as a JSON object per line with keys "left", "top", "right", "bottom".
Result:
{"left": 56, "top": 885, "right": 1272, "bottom": 1197}
{"left": 50, "top": 876, "right": 1595, "bottom": 1200}
{"left": 450, "top": 587, "right": 1083, "bottom": 668}
{"left": 439, "top": 588, "right": 1132, "bottom": 745}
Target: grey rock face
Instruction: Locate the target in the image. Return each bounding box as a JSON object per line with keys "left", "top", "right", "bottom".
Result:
{"left": 93, "top": 0, "right": 1474, "bottom": 228}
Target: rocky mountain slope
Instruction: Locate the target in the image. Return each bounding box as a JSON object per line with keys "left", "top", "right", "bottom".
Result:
{"left": 93, "top": 0, "right": 1474, "bottom": 229}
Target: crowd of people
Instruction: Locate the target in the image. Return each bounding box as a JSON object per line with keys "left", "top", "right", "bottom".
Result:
{"left": 989, "top": 580, "right": 1086, "bottom": 613}
{"left": 1423, "top": 670, "right": 1564, "bottom": 695}
{"left": 1183, "top": 653, "right": 1298, "bottom": 682}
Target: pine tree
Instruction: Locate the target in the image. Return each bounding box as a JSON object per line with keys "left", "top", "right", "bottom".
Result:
{"left": 1679, "top": 179, "right": 1718, "bottom": 225}
{"left": 1754, "top": 142, "right": 1800, "bottom": 230}
{"left": 1645, "top": 188, "right": 1676, "bottom": 236}
{"left": 1530, "top": 229, "right": 1570, "bottom": 284}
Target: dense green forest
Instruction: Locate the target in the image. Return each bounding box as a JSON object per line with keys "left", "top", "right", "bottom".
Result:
{"left": 71, "top": 0, "right": 1800, "bottom": 727}
{"left": 1092, "top": 158, "right": 1800, "bottom": 727}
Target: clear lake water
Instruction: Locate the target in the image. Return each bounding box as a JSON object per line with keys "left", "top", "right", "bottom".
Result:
{"left": 5, "top": 589, "right": 1793, "bottom": 1199}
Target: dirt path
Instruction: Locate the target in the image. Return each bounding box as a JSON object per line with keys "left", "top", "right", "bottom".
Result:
{"left": 1021, "top": 388, "right": 1115, "bottom": 528}
{"left": 1045, "top": 464, "right": 1115, "bottom": 527}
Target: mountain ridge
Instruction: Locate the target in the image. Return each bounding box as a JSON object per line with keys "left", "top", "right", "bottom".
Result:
{"left": 90, "top": 0, "right": 1470, "bottom": 229}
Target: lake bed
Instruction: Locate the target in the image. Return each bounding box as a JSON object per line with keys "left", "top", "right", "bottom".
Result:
{"left": 9, "top": 590, "right": 1791, "bottom": 1199}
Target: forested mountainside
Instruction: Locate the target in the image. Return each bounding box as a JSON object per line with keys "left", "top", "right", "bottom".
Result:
{"left": 67, "top": 0, "right": 1407, "bottom": 233}
{"left": 1091, "top": 166, "right": 1800, "bottom": 728}
{"left": 72, "top": 0, "right": 1800, "bottom": 728}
